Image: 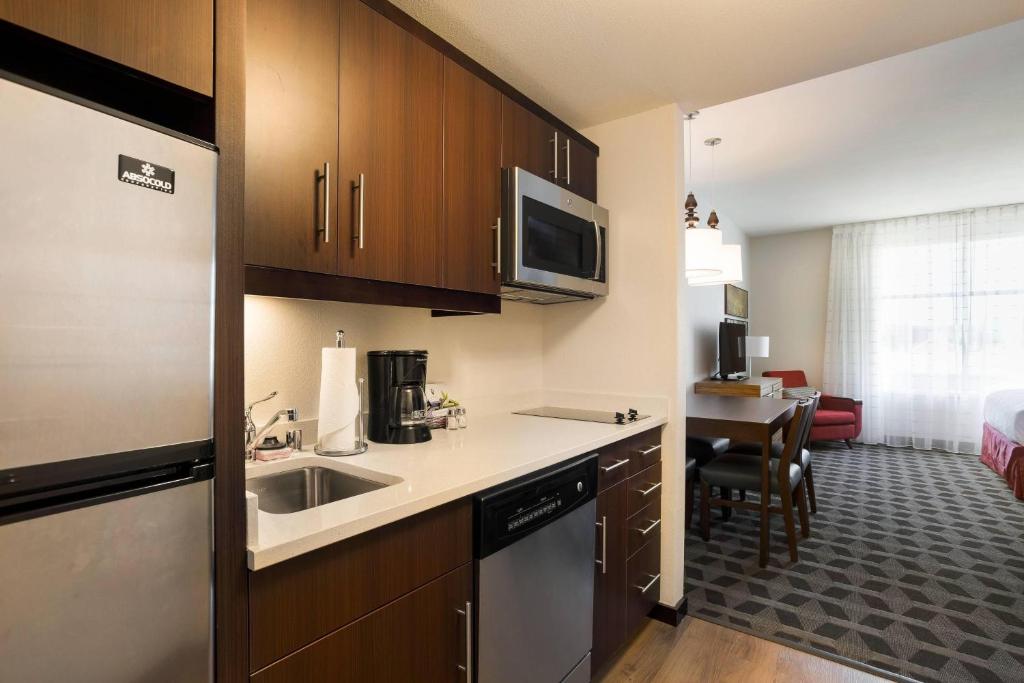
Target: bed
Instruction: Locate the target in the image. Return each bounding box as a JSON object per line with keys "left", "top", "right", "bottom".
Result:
{"left": 981, "top": 390, "right": 1024, "bottom": 500}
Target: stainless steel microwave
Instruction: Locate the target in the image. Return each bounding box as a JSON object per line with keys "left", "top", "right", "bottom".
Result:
{"left": 500, "top": 167, "right": 609, "bottom": 304}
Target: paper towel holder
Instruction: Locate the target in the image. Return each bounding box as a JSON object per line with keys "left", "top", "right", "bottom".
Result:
{"left": 315, "top": 377, "right": 369, "bottom": 456}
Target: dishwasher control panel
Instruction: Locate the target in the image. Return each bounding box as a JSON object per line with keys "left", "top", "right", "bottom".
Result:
{"left": 475, "top": 454, "right": 597, "bottom": 558}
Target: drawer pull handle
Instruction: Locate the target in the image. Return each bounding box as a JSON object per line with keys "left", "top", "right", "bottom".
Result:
{"left": 637, "top": 481, "right": 661, "bottom": 497}
{"left": 600, "top": 459, "right": 629, "bottom": 474}
{"left": 595, "top": 516, "right": 607, "bottom": 575}
{"left": 455, "top": 600, "right": 472, "bottom": 680}
{"left": 637, "top": 444, "right": 661, "bottom": 456}
{"left": 636, "top": 518, "right": 661, "bottom": 536}
{"left": 636, "top": 573, "right": 661, "bottom": 595}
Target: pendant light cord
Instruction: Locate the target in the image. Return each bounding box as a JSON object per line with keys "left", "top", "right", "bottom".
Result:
{"left": 688, "top": 117, "right": 692, "bottom": 186}
{"left": 710, "top": 141, "right": 715, "bottom": 208}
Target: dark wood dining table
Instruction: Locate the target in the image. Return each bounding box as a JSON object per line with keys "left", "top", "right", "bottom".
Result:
{"left": 686, "top": 393, "right": 797, "bottom": 567}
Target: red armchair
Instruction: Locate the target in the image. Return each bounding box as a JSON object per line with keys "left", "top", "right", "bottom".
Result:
{"left": 763, "top": 370, "right": 862, "bottom": 448}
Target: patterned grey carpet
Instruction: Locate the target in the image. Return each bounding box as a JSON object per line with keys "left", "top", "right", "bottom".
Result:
{"left": 684, "top": 441, "right": 1024, "bottom": 683}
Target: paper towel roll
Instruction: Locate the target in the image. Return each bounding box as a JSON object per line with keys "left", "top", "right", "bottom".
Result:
{"left": 317, "top": 347, "right": 360, "bottom": 451}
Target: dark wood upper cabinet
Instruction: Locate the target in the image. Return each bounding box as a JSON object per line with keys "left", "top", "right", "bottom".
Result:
{"left": 501, "top": 95, "right": 598, "bottom": 202}
{"left": 339, "top": 0, "right": 443, "bottom": 288}
{"left": 501, "top": 94, "right": 556, "bottom": 182}
{"left": 0, "top": 0, "right": 213, "bottom": 95}
{"left": 238, "top": 0, "right": 596, "bottom": 306}
{"left": 442, "top": 58, "right": 501, "bottom": 295}
{"left": 566, "top": 137, "right": 598, "bottom": 202}
{"left": 244, "top": 0, "right": 339, "bottom": 274}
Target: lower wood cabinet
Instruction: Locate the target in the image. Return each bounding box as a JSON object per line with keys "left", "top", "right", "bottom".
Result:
{"left": 593, "top": 477, "right": 627, "bottom": 668}
{"left": 252, "top": 563, "right": 472, "bottom": 682}
{"left": 625, "top": 530, "right": 661, "bottom": 636}
{"left": 249, "top": 498, "right": 471, "bottom": 672}
{"left": 592, "top": 428, "right": 663, "bottom": 672}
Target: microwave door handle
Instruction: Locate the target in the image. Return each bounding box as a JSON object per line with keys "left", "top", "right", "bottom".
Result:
{"left": 592, "top": 220, "right": 602, "bottom": 280}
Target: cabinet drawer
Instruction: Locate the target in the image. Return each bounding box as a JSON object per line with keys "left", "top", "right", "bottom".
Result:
{"left": 626, "top": 462, "right": 662, "bottom": 518}
{"left": 625, "top": 533, "right": 661, "bottom": 638}
{"left": 626, "top": 504, "right": 661, "bottom": 559}
{"left": 597, "top": 445, "right": 631, "bottom": 492}
{"left": 252, "top": 563, "right": 472, "bottom": 683}
{"left": 249, "top": 498, "right": 471, "bottom": 672}
{"left": 627, "top": 428, "right": 662, "bottom": 475}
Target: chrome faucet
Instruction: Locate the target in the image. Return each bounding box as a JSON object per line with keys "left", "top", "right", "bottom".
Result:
{"left": 245, "top": 391, "right": 298, "bottom": 460}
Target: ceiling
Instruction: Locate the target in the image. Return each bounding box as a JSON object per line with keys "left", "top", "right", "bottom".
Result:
{"left": 389, "top": 0, "right": 1024, "bottom": 129}
{"left": 688, "top": 20, "right": 1024, "bottom": 235}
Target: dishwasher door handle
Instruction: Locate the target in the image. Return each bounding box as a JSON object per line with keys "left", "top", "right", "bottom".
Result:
{"left": 456, "top": 600, "right": 472, "bottom": 680}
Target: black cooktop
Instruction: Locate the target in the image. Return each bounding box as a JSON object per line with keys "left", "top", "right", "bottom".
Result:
{"left": 513, "top": 406, "right": 650, "bottom": 425}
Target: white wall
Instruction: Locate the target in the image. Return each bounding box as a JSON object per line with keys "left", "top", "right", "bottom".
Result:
{"left": 543, "top": 104, "right": 689, "bottom": 607}
{"left": 686, "top": 213, "right": 749, "bottom": 386}
{"left": 748, "top": 227, "right": 832, "bottom": 386}
{"left": 244, "top": 297, "right": 545, "bottom": 427}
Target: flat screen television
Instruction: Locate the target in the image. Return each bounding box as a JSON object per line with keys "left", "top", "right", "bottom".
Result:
{"left": 718, "top": 321, "right": 747, "bottom": 379}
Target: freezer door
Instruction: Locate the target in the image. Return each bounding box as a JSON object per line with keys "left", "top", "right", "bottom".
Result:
{"left": 0, "top": 77, "right": 216, "bottom": 471}
{"left": 0, "top": 479, "right": 213, "bottom": 683}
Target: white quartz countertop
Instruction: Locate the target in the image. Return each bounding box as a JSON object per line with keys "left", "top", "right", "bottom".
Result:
{"left": 245, "top": 409, "right": 667, "bottom": 570}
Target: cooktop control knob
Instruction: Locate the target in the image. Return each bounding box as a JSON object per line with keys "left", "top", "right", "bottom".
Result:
{"left": 614, "top": 412, "right": 625, "bottom": 424}
{"left": 627, "top": 408, "right": 639, "bottom": 421}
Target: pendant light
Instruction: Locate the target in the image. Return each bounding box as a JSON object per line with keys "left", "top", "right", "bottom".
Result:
{"left": 684, "top": 112, "right": 723, "bottom": 278}
{"left": 688, "top": 243, "right": 743, "bottom": 286}
{"left": 690, "top": 136, "right": 742, "bottom": 285}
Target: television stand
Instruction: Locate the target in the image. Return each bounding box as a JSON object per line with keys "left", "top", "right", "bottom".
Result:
{"left": 695, "top": 376, "right": 783, "bottom": 398}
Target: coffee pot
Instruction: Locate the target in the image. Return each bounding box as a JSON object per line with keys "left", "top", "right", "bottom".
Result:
{"left": 367, "top": 350, "right": 431, "bottom": 444}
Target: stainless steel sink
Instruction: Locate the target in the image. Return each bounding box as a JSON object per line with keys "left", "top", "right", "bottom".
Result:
{"left": 246, "top": 466, "right": 389, "bottom": 514}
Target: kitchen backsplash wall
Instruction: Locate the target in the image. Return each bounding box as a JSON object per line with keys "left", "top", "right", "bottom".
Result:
{"left": 244, "top": 295, "right": 544, "bottom": 426}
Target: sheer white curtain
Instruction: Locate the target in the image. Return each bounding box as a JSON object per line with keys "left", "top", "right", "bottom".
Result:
{"left": 823, "top": 204, "right": 1024, "bottom": 453}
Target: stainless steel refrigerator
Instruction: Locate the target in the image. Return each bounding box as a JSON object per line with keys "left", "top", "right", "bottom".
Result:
{"left": 0, "top": 74, "right": 216, "bottom": 683}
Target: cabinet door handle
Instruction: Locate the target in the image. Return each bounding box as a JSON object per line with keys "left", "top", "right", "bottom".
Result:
{"left": 550, "top": 131, "right": 559, "bottom": 180}
{"left": 637, "top": 481, "right": 661, "bottom": 497}
{"left": 635, "top": 518, "right": 661, "bottom": 536}
{"left": 595, "top": 515, "right": 607, "bottom": 575}
{"left": 352, "top": 172, "right": 365, "bottom": 249}
{"left": 599, "top": 458, "right": 629, "bottom": 474}
{"left": 565, "top": 139, "right": 571, "bottom": 186}
{"left": 491, "top": 217, "right": 501, "bottom": 275}
{"left": 455, "top": 600, "right": 472, "bottom": 680}
{"left": 637, "top": 445, "right": 661, "bottom": 456}
{"left": 317, "top": 162, "right": 330, "bottom": 243}
{"left": 636, "top": 573, "right": 661, "bottom": 595}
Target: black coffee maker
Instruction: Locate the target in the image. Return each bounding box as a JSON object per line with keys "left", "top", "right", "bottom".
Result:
{"left": 367, "top": 350, "right": 431, "bottom": 444}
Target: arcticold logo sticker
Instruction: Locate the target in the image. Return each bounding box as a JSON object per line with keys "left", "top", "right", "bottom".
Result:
{"left": 118, "top": 154, "right": 175, "bottom": 194}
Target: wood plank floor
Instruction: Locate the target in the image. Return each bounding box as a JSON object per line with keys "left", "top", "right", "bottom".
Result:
{"left": 597, "top": 618, "right": 891, "bottom": 683}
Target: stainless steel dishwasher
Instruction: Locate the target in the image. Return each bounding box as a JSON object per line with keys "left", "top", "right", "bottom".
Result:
{"left": 474, "top": 455, "right": 597, "bottom": 683}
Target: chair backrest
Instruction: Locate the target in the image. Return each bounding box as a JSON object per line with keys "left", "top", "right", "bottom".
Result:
{"left": 797, "top": 392, "right": 821, "bottom": 451}
{"left": 763, "top": 370, "right": 808, "bottom": 388}
{"left": 777, "top": 403, "right": 809, "bottom": 477}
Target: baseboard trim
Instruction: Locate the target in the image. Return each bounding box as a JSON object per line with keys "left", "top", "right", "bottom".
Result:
{"left": 649, "top": 596, "right": 688, "bottom": 627}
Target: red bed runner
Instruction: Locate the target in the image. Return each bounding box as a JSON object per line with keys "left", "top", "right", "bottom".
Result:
{"left": 981, "top": 422, "right": 1024, "bottom": 500}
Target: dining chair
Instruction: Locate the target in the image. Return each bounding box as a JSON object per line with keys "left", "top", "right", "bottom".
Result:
{"left": 698, "top": 402, "right": 813, "bottom": 564}
{"left": 729, "top": 392, "right": 821, "bottom": 513}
